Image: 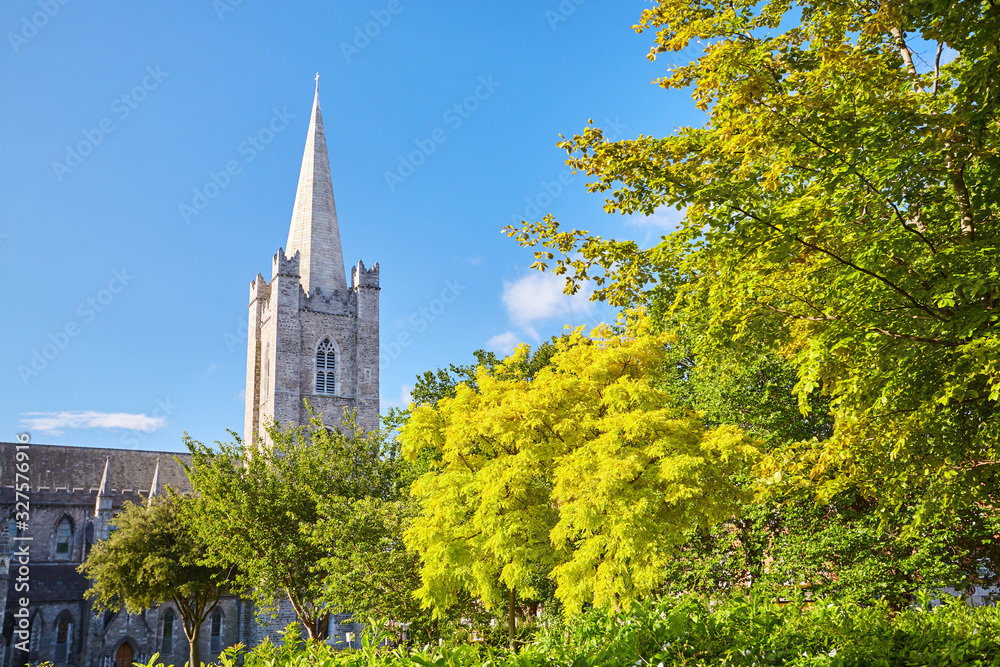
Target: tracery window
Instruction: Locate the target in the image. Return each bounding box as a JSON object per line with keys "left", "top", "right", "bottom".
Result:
{"left": 55, "top": 518, "right": 72, "bottom": 558}
{"left": 210, "top": 609, "right": 223, "bottom": 653}
{"left": 316, "top": 338, "right": 336, "bottom": 394}
{"left": 54, "top": 613, "right": 72, "bottom": 662}
{"left": 161, "top": 610, "right": 174, "bottom": 655}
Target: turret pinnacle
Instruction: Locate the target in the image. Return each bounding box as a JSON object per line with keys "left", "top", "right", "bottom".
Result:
{"left": 147, "top": 459, "right": 161, "bottom": 504}
{"left": 286, "top": 79, "right": 348, "bottom": 295}
{"left": 95, "top": 458, "right": 109, "bottom": 501}
{"left": 94, "top": 457, "right": 113, "bottom": 541}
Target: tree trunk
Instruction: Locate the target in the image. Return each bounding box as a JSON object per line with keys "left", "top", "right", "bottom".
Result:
{"left": 507, "top": 588, "right": 516, "bottom": 651}
{"left": 316, "top": 613, "right": 330, "bottom": 641}
{"left": 176, "top": 600, "right": 203, "bottom": 667}
{"left": 186, "top": 624, "right": 201, "bottom": 667}
{"left": 285, "top": 589, "right": 318, "bottom": 640}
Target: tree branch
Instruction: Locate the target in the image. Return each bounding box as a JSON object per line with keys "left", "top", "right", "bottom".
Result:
{"left": 889, "top": 27, "right": 924, "bottom": 93}
{"left": 730, "top": 204, "right": 948, "bottom": 323}
{"left": 945, "top": 147, "right": 976, "bottom": 242}
{"left": 869, "top": 327, "right": 958, "bottom": 347}
{"left": 933, "top": 42, "right": 943, "bottom": 95}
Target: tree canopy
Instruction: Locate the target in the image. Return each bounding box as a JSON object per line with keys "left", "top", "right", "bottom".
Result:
{"left": 400, "top": 313, "right": 757, "bottom": 630}
{"left": 79, "top": 493, "right": 228, "bottom": 667}
{"left": 507, "top": 0, "right": 1000, "bottom": 525}
{"left": 183, "top": 412, "right": 422, "bottom": 640}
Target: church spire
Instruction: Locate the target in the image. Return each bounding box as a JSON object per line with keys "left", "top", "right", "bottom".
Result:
{"left": 286, "top": 76, "right": 348, "bottom": 295}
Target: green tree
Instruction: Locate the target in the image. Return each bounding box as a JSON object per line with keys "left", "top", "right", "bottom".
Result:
{"left": 508, "top": 0, "right": 1000, "bottom": 525}
{"left": 651, "top": 304, "right": 1000, "bottom": 606}
{"left": 79, "top": 493, "right": 229, "bottom": 667}
{"left": 761, "top": 493, "right": 1000, "bottom": 608}
{"left": 183, "top": 411, "right": 423, "bottom": 640}
{"left": 401, "top": 312, "right": 757, "bottom": 646}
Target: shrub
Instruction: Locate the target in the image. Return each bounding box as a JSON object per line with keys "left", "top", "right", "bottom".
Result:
{"left": 134, "top": 593, "right": 1000, "bottom": 667}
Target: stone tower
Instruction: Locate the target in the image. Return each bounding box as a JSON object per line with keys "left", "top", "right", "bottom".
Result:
{"left": 244, "top": 83, "right": 380, "bottom": 445}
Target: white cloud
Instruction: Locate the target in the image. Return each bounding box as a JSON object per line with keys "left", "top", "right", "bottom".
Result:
{"left": 501, "top": 272, "right": 593, "bottom": 339}
{"left": 381, "top": 384, "right": 413, "bottom": 410}
{"left": 19, "top": 411, "right": 168, "bottom": 436}
{"left": 486, "top": 331, "right": 523, "bottom": 355}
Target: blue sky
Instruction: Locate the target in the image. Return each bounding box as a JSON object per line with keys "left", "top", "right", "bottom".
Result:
{"left": 1, "top": 0, "right": 705, "bottom": 452}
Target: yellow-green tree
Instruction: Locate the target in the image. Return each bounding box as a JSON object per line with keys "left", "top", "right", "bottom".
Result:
{"left": 401, "top": 313, "right": 756, "bottom": 644}
{"left": 508, "top": 0, "right": 1000, "bottom": 526}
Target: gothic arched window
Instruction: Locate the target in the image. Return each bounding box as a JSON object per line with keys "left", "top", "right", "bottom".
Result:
{"left": 55, "top": 518, "right": 73, "bottom": 559}
{"left": 316, "top": 339, "right": 336, "bottom": 395}
{"left": 210, "top": 609, "right": 223, "bottom": 653}
{"left": 2, "top": 517, "right": 14, "bottom": 569}
{"left": 54, "top": 612, "right": 72, "bottom": 662}
{"left": 161, "top": 610, "right": 174, "bottom": 655}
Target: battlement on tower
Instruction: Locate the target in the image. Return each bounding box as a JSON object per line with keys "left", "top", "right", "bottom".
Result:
{"left": 272, "top": 248, "right": 301, "bottom": 280}
{"left": 351, "top": 260, "right": 380, "bottom": 289}
{"left": 300, "top": 283, "right": 354, "bottom": 315}
{"left": 249, "top": 272, "right": 271, "bottom": 303}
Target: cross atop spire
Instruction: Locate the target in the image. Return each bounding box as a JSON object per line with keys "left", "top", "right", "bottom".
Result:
{"left": 286, "top": 81, "right": 347, "bottom": 295}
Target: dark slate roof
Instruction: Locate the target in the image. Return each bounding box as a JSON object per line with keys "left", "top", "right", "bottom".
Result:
{"left": 0, "top": 443, "right": 193, "bottom": 495}
{"left": 7, "top": 563, "right": 90, "bottom": 603}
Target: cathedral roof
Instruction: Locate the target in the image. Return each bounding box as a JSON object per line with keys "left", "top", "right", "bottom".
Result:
{"left": 0, "top": 442, "right": 192, "bottom": 495}
{"left": 286, "top": 79, "right": 348, "bottom": 296}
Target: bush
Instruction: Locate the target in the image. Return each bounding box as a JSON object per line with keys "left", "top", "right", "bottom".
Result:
{"left": 134, "top": 593, "right": 1000, "bottom": 667}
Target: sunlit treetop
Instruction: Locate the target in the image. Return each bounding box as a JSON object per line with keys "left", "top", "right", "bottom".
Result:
{"left": 507, "top": 0, "right": 1000, "bottom": 525}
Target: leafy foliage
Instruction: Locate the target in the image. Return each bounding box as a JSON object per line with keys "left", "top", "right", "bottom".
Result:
{"left": 133, "top": 594, "right": 1000, "bottom": 667}
{"left": 650, "top": 294, "right": 1000, "bottom": 606}
{"left": 400, "top": 312, "right": 757, "bottom": 620}
{"left": 506, "top": 0, "right": 1000, "bottom": 525}
{"left": 79, "top": 493, "right": 229, "bottom": 667}
{"left": 183, "top": 411, "right": 426, "bottom": 640}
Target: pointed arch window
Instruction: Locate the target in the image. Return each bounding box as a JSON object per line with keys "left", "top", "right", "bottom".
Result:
{"left": 3, "top": 517, "right": 16, "bottom": 568}
{"left": 54, "top": 612, "right": 72, "bottom": 662}
{"left": 160, "top": 609, "right": 174, "bottom": 655}
{"left": 210, "top": 609, "right": 223, "bottom": 653}
{"left": 316, "top": 338, "right": 336, "bottom": 395}
{"left": 55, "top": 518, "right": 73, "bottom": 559}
